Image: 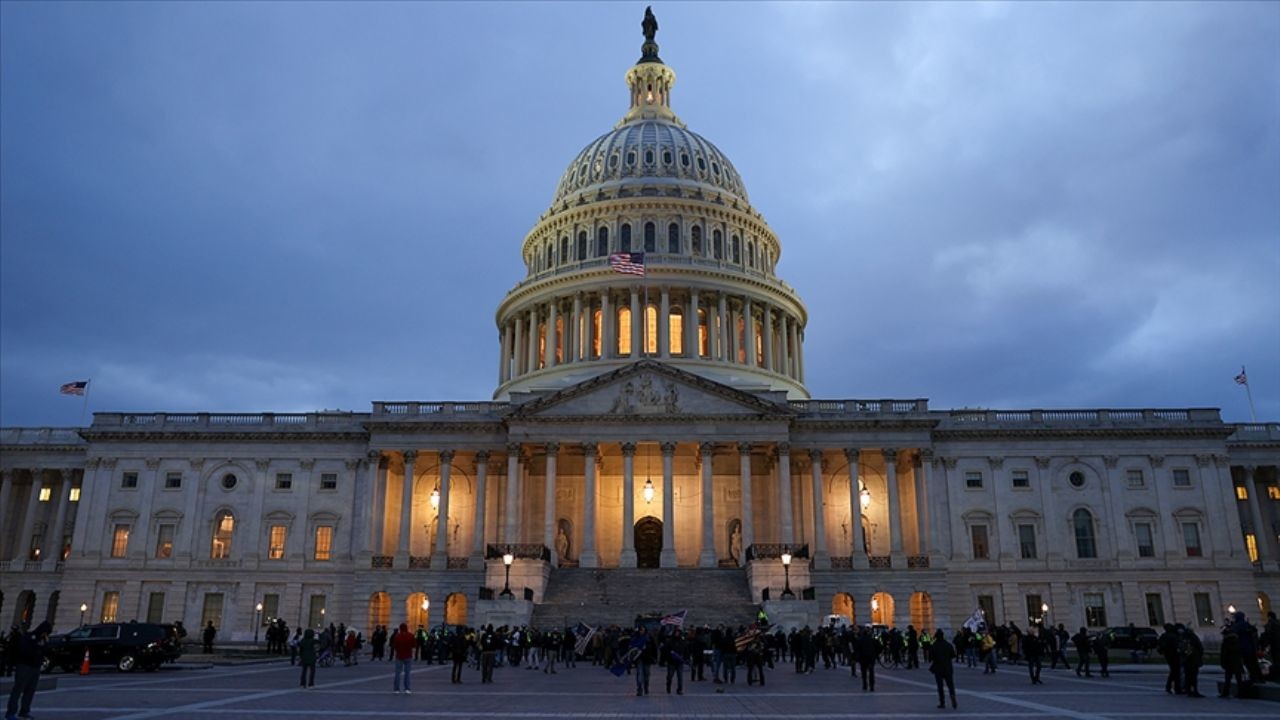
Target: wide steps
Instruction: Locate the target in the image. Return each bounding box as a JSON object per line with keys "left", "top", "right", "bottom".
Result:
{"left": 530, "top": 567, "right": 758, "bottom": 629}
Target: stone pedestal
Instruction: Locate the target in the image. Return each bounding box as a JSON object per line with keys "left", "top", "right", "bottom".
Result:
{"left": 474, "top": 598, "right": 533, "bottom": 629}
{"left": 762, "top": 599, "right": 820, "bottom": 632}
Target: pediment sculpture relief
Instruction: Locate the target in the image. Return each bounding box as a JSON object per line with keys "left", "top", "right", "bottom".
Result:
{"left": 608, "top": 375, "right": 679, "bottom": 415}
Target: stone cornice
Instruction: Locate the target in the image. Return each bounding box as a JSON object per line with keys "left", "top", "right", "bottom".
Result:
{"left": 77, "top": 430, "right": 372, "bottom": 444}
{"left": 933, "top": 426, "right": 1235, "bottom": 441}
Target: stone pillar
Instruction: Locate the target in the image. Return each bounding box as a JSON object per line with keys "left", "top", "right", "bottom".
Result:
{"left": 512, "top": 315, "right": 524, "bottom": 376}
{"left": 472, "top": 451, "right": 490, "bottom": 564}
{"left": 601, "top": 291, "right": 613, "bottom": 359}
{"left": 504, "top": 444, "right": 521, "bottom": 544}
{"left": 500, "top": 321, "right": 512, "bottom": 384}
{"left": 354, "top": 452, "right": 377, "bottom": 556}
{"left": 762, "top": 303, "right": 774, "bottom": 372}
{"left": 745, "top": 298, "right": 757, "bottom": 367}
{"left": 659, "top": 287, "right": 670, "bottom": 358}
{"left": 584, "top": 295, "right": 596, "bottom": 360}
{"left": 46, "top": 470, "right": 73, "bottom": 563}
{"left": 914, "top": 452, "right": 930, "bottom": 556}
{"left": 433, "top": 450, "right": 453, "bottom": 564}
{"left": 718, "top": 293, "right": 730, "bottom": 362}
{"left": 620, "top": 443, "right": 638, "bottom": 567}
{"left": 708, "top": 292, "right": 721, "bottom": 361}
{"left": 660, "top": 442, "right": 678, "bottom": 568}
{"left": 17, "top": 469, "right": 43, "bottom": 561}
{"left": 777, "top": 445, "right": 794, "bottom": 546}
{"left": 0, "top": 471, "right": 13, "bottom": 557}
{"left": 526, "top": 308, "right": 538, "bottom": 372}
{"left": 789, "top": 321, "right": 801, "bottom": 378}
{"left": 69, "top": 460, "right": 100, "bottom": 560}
{"left": 544, "top": 300, "right": 558, "bottom": 368}
{"left": 580, "top": 443, "right": 599, "bottom": 568}
{"left": 797, "top": 325, "right": 805, "bottom": 383}
{"left": 543, "top": 444, "right": 558, "bottom": 561}
{"left": 132, "top": 458, "right": 160, "bottom": 561}
{"left": 630, "top": 286, "right": 641, "bottom": 357}
{"left": 738, "top": 443, "right": 754, "bottom": 562}
{"left": 571, "top": 294, "right": 582, "bottom": 362}
{"left": 809, "top": 449, "right": 829, "bottom": 568}
{"left": 845, "top": 449, "right": 866, "bottom": 568}
{"left": 921, "top": 451, "right": 940, "bottom": 560}
{"left": 1245, "top": 466, "right": 1269, "bottom": 563}
{"left": 780, "top": 317, "right": 792, "bottom": 377}
{"left": 396, "top": 451, "right": 416, "bottom": 564}
{"left": 699, "top": 442, "right": 717, "bottom": 567}
{"left": 687, "top": 289, "right": 699, "bottom": 357}
{"left": 883, "top": 449, "right": 904, "bottom": 559}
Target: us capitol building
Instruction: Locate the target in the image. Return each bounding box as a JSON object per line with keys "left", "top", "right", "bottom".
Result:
{"left": 3, "top": 12, "right": 1278, "bottom": 640}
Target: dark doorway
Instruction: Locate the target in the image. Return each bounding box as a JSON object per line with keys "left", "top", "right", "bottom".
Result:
{"left": 634, "top": 517, "right": 663, "bottom": 568}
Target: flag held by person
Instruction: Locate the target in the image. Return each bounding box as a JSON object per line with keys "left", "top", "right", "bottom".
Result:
{"left": 573, "top": 622, "right": 596, "bottom": 658}
{"left": 660, "top": 610, "right": 686, "bottom": 628}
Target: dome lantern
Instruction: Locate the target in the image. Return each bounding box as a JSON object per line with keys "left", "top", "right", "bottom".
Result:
{"left": 622, "top": 8, "right": 679, "bottom": 127}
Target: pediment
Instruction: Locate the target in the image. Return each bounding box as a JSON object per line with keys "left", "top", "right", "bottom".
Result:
{"left": 510, "top": 360, "right": 793, "bottom": 420}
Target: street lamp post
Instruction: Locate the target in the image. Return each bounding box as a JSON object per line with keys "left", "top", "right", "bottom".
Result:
{"left": 780, "top": 549, "right": 795, "bottom": 599}
{"left": 1040, "top": 602, "right": 1050, "bottom": 627}
{"left": 79, "top": 603, "right": 87, "bottom": 627}
{"left": 320, "top": 607, "right": 325, "bottom": 628}
{"left": 501, "top": 550, "right": 515, "bottom": 598}
{"left": 254, "top": 602, "right": 263, "bottom": 645}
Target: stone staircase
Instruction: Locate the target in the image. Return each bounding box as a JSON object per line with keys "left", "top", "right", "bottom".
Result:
{"left": 529, "top": 567, "right": 759, "bottom": 630}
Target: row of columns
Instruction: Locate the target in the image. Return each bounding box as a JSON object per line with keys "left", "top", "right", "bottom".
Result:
{"left": 1241, "top": 465, "right": 1279, "bottom": 564}
{"left": 498, "top": 287, "right": 805, "bottom": 385}
{"left": 0, "top": 469, "right": 80, "bottom": 564}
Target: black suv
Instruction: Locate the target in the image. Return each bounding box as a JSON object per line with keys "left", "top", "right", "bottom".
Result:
{"left": 1103, "top": 625, "right": 1159, "bottom": 652}
{"left": 42, "top": 622, "right": 182, "bottom": 673}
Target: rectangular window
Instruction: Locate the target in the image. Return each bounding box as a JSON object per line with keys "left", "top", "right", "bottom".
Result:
{"left": 111, "top": 524, "right": 130, "bottom": 558}
{"left": 1084, "top": 593, "right": 1107, "bottom": 627}
{"left": 200, "top": 593, "right": 224, "bottom": 632}
{"left": 154, "top": 524, "right": 175, "bottom": 559}
{"left": 320, "top": 473, "right": 338, "bottom": 491}
{"left": 28, "top": 534, "right": 43, "bottom": 560}
{"left": 965, "top": 471, "right": 983, "bottom": 489}
{"left": 1018, "top": 524, "right": 1038, "bottom": 559}
{"left": 669, "top": 313, "right": 684, "bottom": 355}
{"left": 100, "top": 591, "right": 120, "bottom": 623}
{"left": 38, "top": 487, "right": 51, "bottom": 502}
{"left": 1246, "top": 533, "right": 1259, "bottom": 562}
{"left": 1126, "top": 469, "right": 1145, "bottom": 488}
{"left": 1145, "top": 593, "right": 1165, "bottom": 627}
{"left": 308, "top": 595, "right": 326, "bottom": 628}
{"left": 977, "top": 595, "right": 997, "bottom": 627}
{"left": 1135, "top": 522, "right": 1155, "bottom": 558}
{"left": 970, "top": 525, "right": 990, "bottom": 560}
{"left": 1182, "top": 522, "right": 1202, "bottom": 557}
{"left": 1026, "top": 594, "right": 1044, "bottom": 624}
{"left": 164, "top": 472, "right": 182, "bottom": 489}
{"left": 69, "top": 487, "right": 81, "bottom": 502}
{"left": 1193, "top": 592, "right": 1214, "bottom": 626}
{"left": 262, "top": 593, "right": 280, "bottom": 623}
{"left": 1269, "top": 485, "right": 1280, "bottom": 500}
{"left": 1011, "top": 470, "right": 1030, "bottom": 489}
{"left": 122, "top": 472, "right": 138, "bottom": 489}
{"left": 268, "top": 525, "right": 287, "bottom": 560}
{"left": 1236, "top": 485, "right": 1249, "bottom": 500}
{"left": 146, "top": 592, "right": 165, "bottom": 624}
{"left": 1172, "top": 469, "right": 1191, "bottom": 487}
{"left": 314, "top": 526, "right": 333, "bottom": 561}
{"left": 275, "top": 473, "right": 292, "bottom": 491}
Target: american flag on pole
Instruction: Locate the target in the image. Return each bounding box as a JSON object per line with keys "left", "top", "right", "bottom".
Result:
{"left": 1235, "top": 367, "right": 1249, "bottom": 386}
{"left": 573, "top": 622, "right": 597, "bottom": 657}
{"left": 608, "top": 252, "right": 645, "bottom": 276}
{"left": 60, "top": 381, "right": 89, "bottom": 396}
{"left": 660, "top": 610, "right": 686, "bottom": 628}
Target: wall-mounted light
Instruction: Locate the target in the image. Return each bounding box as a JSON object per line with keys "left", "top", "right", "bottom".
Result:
{"left": 421, "top": 598, "right": 429, "bottom": 612}
{"left": 642, "top": 478, "right": 655, "bottom": 504}
{"left": 871, "top": 596, "right": 880, "bottom": 612}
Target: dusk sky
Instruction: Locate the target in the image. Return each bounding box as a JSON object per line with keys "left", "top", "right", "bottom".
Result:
{"left": 2, "top": 2, "right": 1277, "bottom": 427}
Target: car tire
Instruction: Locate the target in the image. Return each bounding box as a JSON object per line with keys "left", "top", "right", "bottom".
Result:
{"left": 117, "top": 654, "right": 138, "bottom": 672}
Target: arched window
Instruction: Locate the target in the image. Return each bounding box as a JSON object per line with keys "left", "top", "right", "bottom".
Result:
{"left": 554, "top": 316, "right": 564, "bottom": 363}
{"left": 668, "top": 223, "right": 680, "bottom": 254}
{"left": 755, "top": 320, "right": 764, "bottom": 366}
{"left": 368, "top": 592, "right": 390, "bottom": 631}
{"left": 736, "top": 313, "right": 747, "bottom": 363}
{"left": 577, "top": 231, "right": 587, "bottom": 260}
{"left": 591, "top": 309, "right": 602, "bottom": 358}
{"left": 620, "top": 223, "right": 632, "bottom": 252}
{"left": 713, "top": 230, "right": 723, "bottom": 259}
{"left": 544, "top": 242, "right": 552, "bottom": 270}
{"left": 644, "top": 222, "right": 656, "bottom": 252}
{"left": 560, "top": 236, "right": 569, "bottom": 264}
{"left": 597, "top": 227, "right": 609, "bottom": 257}
{"left": 211, "top": 510, "right": 234, "bottom": 559}
{"left": 669, "top": 307, "right": 684, "bottom": 355}
{"left": 691, "top": 226, "right": 703, "bottom": 256}
{"left": 645, "top": 304, "right": 658, "bottom": 355}
{"left": 697, "top": 308, "right": 708, "bottom": 357}
{"left": 618, "top": 306, "right": 632, "bottom": 356}
{"left": 1073, "top": 509, "right": 1097, "bottom": 559}
{"left": 748, "top": 241, "right": 756, "bottom": 267}
{"left": 731, "top": 235, "right": 741, "bottom": 263}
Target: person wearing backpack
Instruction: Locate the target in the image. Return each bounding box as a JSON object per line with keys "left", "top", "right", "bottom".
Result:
{"left": 1158, "top": 623, "right": 1182, "bottom": 694}
{"left": 1220, "top": 625, "right": 1245, "bottom": 698}
{"left": 1177, "top": 625, "right": 1204, "bottom": 698}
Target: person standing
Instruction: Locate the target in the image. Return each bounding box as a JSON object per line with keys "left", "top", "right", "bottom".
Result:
{"left": 1092, "top": 629, "right": 1110, "bottom": 678}
{"left": 1220, "top": 625, "right": 1245, "bottom": 698}
{"left": 854, "top": 627, "right": 879, "bottom": 692}
{"left": 663, "top": 629, "right": 686, "bottom": 694}
{"left": 450, "top": 630, "right": 468, "bottom": 684}
{"left": 289, "top": 627, "right": 302, "bottom": 665}
{"left": 4, "top": 621, "right": 49, "bottom": 720}
{"left": 1157, "top": 623, "right": 1182, "bottom": 694}
{"left": 297, "top": 629, "right": 317, "bottom": 689}
{"left": 202, "top": 621, "right": 217, "bottom": 654}
{"left": 1264, "top": 612, "right": 1280, "bottom": 682}
{"left": 906, "top": 625, "right": 920, "bottom": 669}
{"left": 1179, "top": 625, "right": 1204, "bottom": 698}
{"left": 1071, "top": 627, "right": 1092, "bottom": 678}
{"left": 391, "top": 622, "right": 416, "bottom": 694}
{"left": 1024, "top": 627, "right": 1044, "bottom": 685}
{"left": 480, "top": 625, "right": 499, "bottom": 683}
{"left": 634, "top": 632, "right": 656, "bottom": 696}
{"left": 929, "top": 630, "right": 957, "bottom": 710}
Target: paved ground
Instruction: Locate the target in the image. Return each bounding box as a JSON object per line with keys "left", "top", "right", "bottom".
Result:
{"left": 12, "top": 658, "right": 1279, "bottom": 719}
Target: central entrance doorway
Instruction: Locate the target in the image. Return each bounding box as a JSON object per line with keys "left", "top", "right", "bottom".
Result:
{"left": 634, "top": 516, "right": 663, "bottom": 568}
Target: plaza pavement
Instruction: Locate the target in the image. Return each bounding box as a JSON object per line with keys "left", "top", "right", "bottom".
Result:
{"left": 14, "top": 657, "right": 1279, "bottom": 720}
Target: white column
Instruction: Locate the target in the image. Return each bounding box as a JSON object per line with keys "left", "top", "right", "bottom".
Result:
{"left": 354, "top": 452, "right": 377, "bottom": 557}
{"left": 718, "top": 293, "right": 730, "bottom": 362}
{"left": 884, "top": 448, "right": 904, "bottom": 559}
{"left": 738, "top": 443, "right": 754, "bottom": 561}
{"left": 780, "top": 317, "right": 792, "bottom": 377}
{"left": 601, "top": 291, "right": 613, "bottom": 359}
{"left": 620, "top": 443, "right": 637, "bottom": 567}
{"left": 372, "top": 456, "right": 389, "bottom": 555}
{"left": 660, "top": 442, "right": 678, "bottom": 568}
{"left": 687, "top": 289, "right": 699, "bottom": 358}
{"left": 699, "top": 442, "right": 717, "bottom": 567}
{"left": 526, "top": 309, "right": 538, "bottom": 372}
{"left": 809, "top": 449, "right": 829, "bottom": 568}
{"left": 499, "top": 321, "right": 510, "bottom": 384}
{"left": 797, "top": 325, "right": 805, "bottom": 382}
{"left": 845, "top": 449, "right": 866, "bottom": 568}
{"left": 131, "top": 459, "right": 159, "bottom": 561}
{"left": 396, "top": 451, "right": 416, "bottom": 564}
{"left": 659, "top": 286, "right": 670, "bottom": 358}
{"left": 921, "top": 451, "right": 940, "bottom": 560}
{"left": 708, "top": 292, "right": 721, "bottom": 361}
{"left": 504, "top": 444, "right": 521, "bottom": 544}
{"left": 512, "top": 316, "right": 524, "bottom": 376}
{"left": 543, "top": 444, "right": 557, "bottom": 559}
{"left": 914, "top": 452, "right": 929, "bottom": 556}
{"left": 630, "top": 286, "right": 642, "bottom": 357}
{"left": 580, "top": 443, "right": 599, "bottom": 568}
{"left": 1245, "top": 466, "right": 1269, "bottom": 563}
{"left": 0, "top": 471, "right": 13, "bottom": 558}
{"left": 433, "top": 450, "right": 453, "bottom": 563}
{"left": 762, "top": 304, "right": 774, "bottom": 372}
{"left": 545, "top": 300, "right": 558, "bottom": 368}
{"left": 472, "top": 451, "right": 490, "bottom": 563}
{"left": 777, "top": 445, "right": 794, "bottom": 546}
{"left": 47, "top": 469, "right": 73, "bottom": 564}
{"left": 789, "top": 321, "right": 801, "bottom": 378}
{"left": 745, "top": 298, "right": 757, "bottom": 367}
{"left": 583, "top": 295, "right": 596, "bottom": 360}
{"left": 17, "top": 469, "right": 43, "bottom": 561}
{"left": 69, "top": 460, "right": 101, "bottom": 560}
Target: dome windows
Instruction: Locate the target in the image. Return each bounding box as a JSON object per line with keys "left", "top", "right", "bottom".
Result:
{"left": 621, "top": 223, "right": 632, "bottom": 252}
{"left": 712, "top": 161, "right": 721, "bottom": 177}
{"left": 697, "top": 156, "right": 707, "bottom": 172}
{"left": 663, "top": 150, "right": 673, "bottom": 165}
{"left": 609, "top": 153, "right": 619, "bottom": 169}
{"left": 713, "top": 229, "right": 723, "bottom": 259}
{"left": 597, "top": 227, "right": 609, "bottom": 256}
{"left": 680, "top": 152, "right": 690, "bottom": 168}
{"left": 626, "top": 151, "right": 636, "bottom": 166}
{"left": 667, "top": 223, "right": 680, "bottom": 254}
{"left": 643, "top": 222, "right": 656, "bottom": 252}
{"left": 644, "top": 149, "right": 655, "bottom": 165}
{"left": 560, "top": 236, "right": 569, "bottom": 265}
{"left": 691, "top": 226, "right": 703, "bottom": 255}
{"left": 577, "top": 231, "right": 588, "bottom": 260}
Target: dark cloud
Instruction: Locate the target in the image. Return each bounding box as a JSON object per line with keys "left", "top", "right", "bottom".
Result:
{"left": 2, "top": 3, "right": 1277, "bottom": 426}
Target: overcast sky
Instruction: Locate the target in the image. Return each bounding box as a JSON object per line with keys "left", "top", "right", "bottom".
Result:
{"left": 2, "top": 2, "right": 1277, "bottom": 427}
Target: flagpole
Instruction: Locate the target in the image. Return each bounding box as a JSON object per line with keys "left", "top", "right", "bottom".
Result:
{"left": 1241, "top": 366, "right": 1257, "bottom": 423}
{"left": 81, "top": 379, "right": 92, "bottom": 426}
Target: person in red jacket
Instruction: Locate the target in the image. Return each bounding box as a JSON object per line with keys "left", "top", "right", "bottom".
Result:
{"left": 391, "top": 623, "right": 417, "bottom": 694}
